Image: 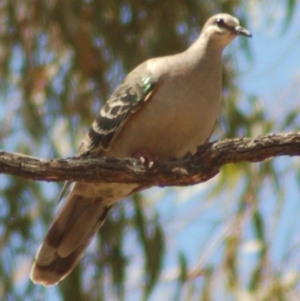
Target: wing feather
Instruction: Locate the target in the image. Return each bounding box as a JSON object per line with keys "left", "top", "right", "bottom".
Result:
{"left": 77, "top": 74, "right": 156, "bottom": 156}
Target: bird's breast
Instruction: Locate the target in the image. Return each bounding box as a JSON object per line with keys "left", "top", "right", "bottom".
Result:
{"left": 107, "top": 72, "right": 222, "bottom": 160}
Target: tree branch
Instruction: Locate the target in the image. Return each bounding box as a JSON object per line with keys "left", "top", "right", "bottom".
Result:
{"left": 1, "top": 131, "right": 299, "bottom": 187}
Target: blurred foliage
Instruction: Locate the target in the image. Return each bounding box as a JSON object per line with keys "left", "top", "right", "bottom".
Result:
{"left": 0, "top": 0, "right": 300, "bottom": 300}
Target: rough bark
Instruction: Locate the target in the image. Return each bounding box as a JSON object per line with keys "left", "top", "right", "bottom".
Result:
{"left": 1, "top": 132, "right": 299, "bottom": 187}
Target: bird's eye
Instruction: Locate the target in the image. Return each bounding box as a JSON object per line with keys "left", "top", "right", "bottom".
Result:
{"left": 215, "top": 18, "right": 225, "bottom": 27}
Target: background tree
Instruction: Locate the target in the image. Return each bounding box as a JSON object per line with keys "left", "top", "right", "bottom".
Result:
{"left": 0, "top": 0, "right": 299, "bottom": 300}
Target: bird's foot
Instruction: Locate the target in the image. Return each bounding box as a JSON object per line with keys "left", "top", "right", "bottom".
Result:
{"left": 133, "top": 150, "right": 157, "bottom": 168}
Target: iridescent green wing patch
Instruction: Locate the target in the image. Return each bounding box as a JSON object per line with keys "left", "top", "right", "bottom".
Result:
{"left": 78, "top": 75, "right": 156, "bottom": 156}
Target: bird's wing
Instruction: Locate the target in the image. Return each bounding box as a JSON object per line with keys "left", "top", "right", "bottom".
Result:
{"left": 77, "top": 72, "right": 157, "bottom": 157}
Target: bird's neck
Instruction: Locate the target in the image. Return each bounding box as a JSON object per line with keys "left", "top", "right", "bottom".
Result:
{"left": 187, "top": 35, "right": 224, "bottom": 61}
{"left": 183, "top": 36, "right": 223, "bottom": 78}
{"left": 181, "top": 36, "right": 223, "bottom": 105}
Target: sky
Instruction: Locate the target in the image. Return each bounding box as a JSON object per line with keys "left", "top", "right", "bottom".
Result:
{"left": 2, "top": 2, "right": 300, "bottom": 300}
{"left": 142, "top": 4, "right": 300, "bottom": 300}
{"left": 26, "top": 4, "right": 300, "bottom": 300}
{"left": 240, "top": 3, "right": 300, "bottom": 116}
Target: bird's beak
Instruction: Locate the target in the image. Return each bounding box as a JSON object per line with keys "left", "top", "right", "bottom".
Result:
{"left": 234, "top": 26, "right": 252, "bottom": 37}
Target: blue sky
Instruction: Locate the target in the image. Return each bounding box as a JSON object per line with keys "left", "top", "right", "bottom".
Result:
{"left": 27, "top": 5, "right": 300, "bottom": 300}
{"left": 141, "top": 5, "right": 300, "bottom": 300}
{"left": 2, "top": 3, "right": 300, "bottom": 300}
{"left": 240, "top": 5, "right": 300, "bottom": 112}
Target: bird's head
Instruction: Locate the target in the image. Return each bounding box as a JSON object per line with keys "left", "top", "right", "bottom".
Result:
{"left": 202, "top": 13, "right": 252, "bottom": 47}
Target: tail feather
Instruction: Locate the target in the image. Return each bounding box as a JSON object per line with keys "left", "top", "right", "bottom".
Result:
{"left": 31, "top": 182, "right": 137, "bottom": 286}
{"left": 52, "top": 195, "right": 108, "bottom": 258}
{"left": 30, "top": 241, "right": 88, "bottom": 286}
{"left": 30, "top": 186, "right": 113, "bottom": 286}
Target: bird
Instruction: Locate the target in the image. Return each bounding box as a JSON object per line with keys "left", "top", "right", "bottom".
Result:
{"left": 30, "top": 13, "right": 251, "bottom": 286}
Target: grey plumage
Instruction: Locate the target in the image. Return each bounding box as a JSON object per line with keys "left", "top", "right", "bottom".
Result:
{"left": 30, "top": 13, "right": 251, "bottom": 286}
{"left": 81, "top": 75, "right": 156, "bottom": 155}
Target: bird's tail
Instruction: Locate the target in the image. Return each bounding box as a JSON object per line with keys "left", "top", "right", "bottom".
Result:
{"left": 30, "top": 182, "right": 135, "bottom": 286}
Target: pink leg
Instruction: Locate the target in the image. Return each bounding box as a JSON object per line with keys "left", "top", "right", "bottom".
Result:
{"left": 132, "top": 150, "right": 157, "bottom": 168}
